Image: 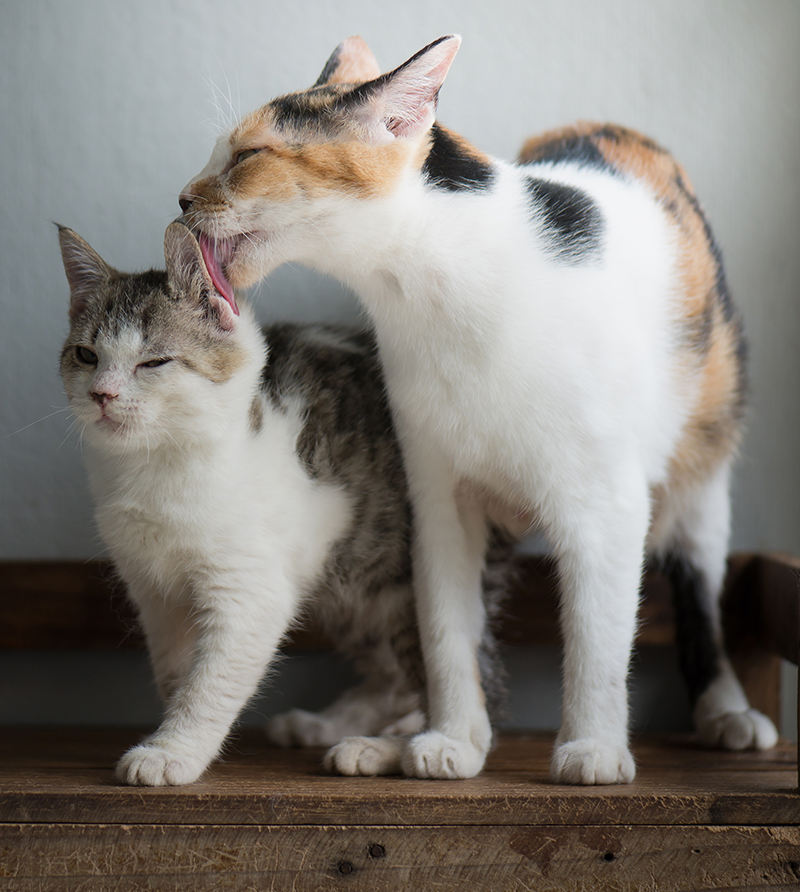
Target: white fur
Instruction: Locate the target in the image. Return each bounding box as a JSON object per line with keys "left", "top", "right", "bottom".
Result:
{"left": 183, "top": 44, "right": 776, "bottom": 782}
{"left": 73, "top": 306, "right": 363, "bottom": 785}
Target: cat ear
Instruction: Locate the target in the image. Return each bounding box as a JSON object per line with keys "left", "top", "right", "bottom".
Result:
{"left": 314, "top": 36, "right": 381, "bottom": 86}
{"left": 57, "top": 225, "right": 114, "bottom": 319}
{"left": 349, "top": 35, "right": 461, "bottom": 144}
{"left": 163, "top": 222, "right": 237, "bottom": 331}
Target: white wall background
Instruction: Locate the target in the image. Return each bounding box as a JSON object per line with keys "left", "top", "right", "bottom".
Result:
{"left": 0, "top": 0, "right": 798, "bottom": 733}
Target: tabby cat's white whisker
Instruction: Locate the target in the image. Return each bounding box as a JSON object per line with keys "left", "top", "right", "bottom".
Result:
{"left": 4, "top": 406, "right": 72, "bottom": 438}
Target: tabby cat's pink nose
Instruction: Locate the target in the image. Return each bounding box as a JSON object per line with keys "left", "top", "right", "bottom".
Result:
{"left": 90, "top": 390, "right": 117, "bottom": 409}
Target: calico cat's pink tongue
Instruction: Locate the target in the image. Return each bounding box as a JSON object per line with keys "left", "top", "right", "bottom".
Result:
{"left": 198, "top": 232, "right": 240, "bottom": 316}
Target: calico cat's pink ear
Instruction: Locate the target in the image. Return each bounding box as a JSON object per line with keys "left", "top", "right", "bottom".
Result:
{"left": 164, "top": 222, "right": 237, "bottom": 331}
{"left": 351, "top": 35, "right": 461, "bottom": 144}
{"left": 57, "top": 225, "right": 114, "bottom": 319}
{"left": 315, "top": 36, "right": 381, "bottom": 86}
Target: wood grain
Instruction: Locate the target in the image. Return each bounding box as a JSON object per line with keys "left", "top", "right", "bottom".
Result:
{"left": 2, "top": 822, "right": 799, "bottom": 891}
{"left": 0, "top": 729, "right": 797, "bottom": 828}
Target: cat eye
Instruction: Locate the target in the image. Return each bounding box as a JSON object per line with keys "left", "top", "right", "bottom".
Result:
{"left": 234, "top": 148, "right": 261, "bottom": 165}
{"left": 75, "top": 346, "right": 98, "bottom": 365}
{"left": 139, "top": 358, "right": 172, "bottom": 369}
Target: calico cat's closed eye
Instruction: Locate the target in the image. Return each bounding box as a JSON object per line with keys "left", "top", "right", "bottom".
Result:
{"left": 139, "top": 358, "right": 172, "bottom": 369}
{"left": 234, "top": 148, "right": 261, "bottom": 166}
{"left": 75, "top": 346, "right": 98, "bottom": 365}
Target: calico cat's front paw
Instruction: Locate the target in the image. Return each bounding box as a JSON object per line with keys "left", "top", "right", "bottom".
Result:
{"left": 402, "top": 730, "right": 488, "bottom": 779}
{"left": 551, "top": 739, "right": 636, "bottom": 785}
{"left": 323, "top": 735, "right": 406, "bottom": 776}
{"left": 696, "top": 708, "right": 778, "bottom": 751}
{"left": 115, "top": 743, "right": 206, "bottom": 786}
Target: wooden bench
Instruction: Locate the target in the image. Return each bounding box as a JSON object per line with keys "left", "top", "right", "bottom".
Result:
{"left": 1, "top": 554, "right": 798, "bottom": 890}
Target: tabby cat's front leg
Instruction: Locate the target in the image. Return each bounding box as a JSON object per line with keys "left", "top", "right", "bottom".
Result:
{"left": 130, "top": 588, "right": 198, "bottom": 703}
{"left": 116, "top": 566, "right": 298, "bottom": 786}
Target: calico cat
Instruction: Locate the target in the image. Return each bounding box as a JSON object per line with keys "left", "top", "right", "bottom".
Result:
{"left": 177, "top": 35, "right": 778, "bottom": 785}
{"left": 58, "top": 220, "right": 507, "bottom": 785}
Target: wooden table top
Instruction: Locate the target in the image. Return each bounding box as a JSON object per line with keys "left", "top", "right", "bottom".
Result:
{"left": 1, "top": 728, "right": 796, "bottom": 828}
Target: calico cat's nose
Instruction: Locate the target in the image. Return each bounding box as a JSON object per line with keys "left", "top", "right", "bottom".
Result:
{"left": 179, "top": 196, "right": 192, "bottom": 213}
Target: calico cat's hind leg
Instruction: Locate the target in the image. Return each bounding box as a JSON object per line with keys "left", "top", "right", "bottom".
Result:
{"left": 265, "top": 683, "right": 423, "bottom": 748}
{"left": 653, "top": 465, "right": 778, "bottom": 751}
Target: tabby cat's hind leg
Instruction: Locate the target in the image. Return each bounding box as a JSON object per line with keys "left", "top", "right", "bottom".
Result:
{"left": 265, "top": 683, "right": 422, "bottom": 748}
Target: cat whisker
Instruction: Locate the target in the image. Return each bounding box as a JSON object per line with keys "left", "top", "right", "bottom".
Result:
{"left": 4, "top": 406, "right": 72, "bottom": 439}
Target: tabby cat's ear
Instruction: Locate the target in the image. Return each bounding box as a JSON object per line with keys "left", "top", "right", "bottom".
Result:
{"left": 164, "top": 222, "right": 237, "bottom": 331}
{"left": 349, "top": 35, "right": 461, "bottom": 145}
{"left": 314, "top": 36, "right": 381, "bottom": 86}
{"left": 57, "top": 225, "right": 114, "bottom": 319}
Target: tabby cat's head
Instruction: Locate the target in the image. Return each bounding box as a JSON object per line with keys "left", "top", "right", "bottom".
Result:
{"left": 178, "top": 35, "right": 461, "bottom": 296}
{"left": 59, "top": 222, "right": 258, "bottom": 453}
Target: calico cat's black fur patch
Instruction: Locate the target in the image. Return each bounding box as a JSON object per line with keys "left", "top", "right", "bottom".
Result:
{"left": 423, "top": 124, "right": 495, "bottom": 193}
{"left": 526, "top": 178, "right": 604, "bottom": 263}
{"left": 314, "top": 42, "right": 344, "bottom": 87}
{"left": 660, "top": 552, "right": 720, "bottom": 706}
{"left": 522, "top": 133, "right": 617, "bottom": 175}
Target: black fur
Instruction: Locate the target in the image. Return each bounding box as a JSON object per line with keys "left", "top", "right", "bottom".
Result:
{"left": 526, "top": 178, "right": 604, "bottom": 263}
{"left": 521, "top": 132, "right": 617, "bottom": 175}
{"left": 422, "top": 124, "right": 496, "bottom": 193}
{"left": 314, "top": 42, "right": 344, "bottom": 87}
{"left": 660, "top": 552, "right": 721, "bottom": 706}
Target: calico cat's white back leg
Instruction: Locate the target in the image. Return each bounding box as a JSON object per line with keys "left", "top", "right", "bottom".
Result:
{"left": 652, "top": 464, "right": 778, "bottom": 751}
{"left": 116, "top": 565, "right": 299, "bottom": 786}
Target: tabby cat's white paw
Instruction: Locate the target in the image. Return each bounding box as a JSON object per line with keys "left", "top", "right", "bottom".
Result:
{"left": 379, "top": 709, "right": 426, "bottom": 737}
{"left": 115, "top": 743, "right": 205, "bottom": 786}
{"left": 265, "top": 708, "right": 342, "bottom": 748}
{"left": 401, "top": 730, "right": 487, "bottom": 779}
{"left": 551, "top": 739, "right": 636, "bottom": 785}
{"left": 697, "top": 708, "right": 778, "bottom": 751}
{"left": 323, "top": 735, "right": 406, "bottom": 776}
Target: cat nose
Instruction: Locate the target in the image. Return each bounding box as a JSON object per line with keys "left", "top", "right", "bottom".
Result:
{"left": 179, "top": 196, "right": 192, "bottom": 213}
{"left": 90, "top": 390, "right": 118, "bottom": 409}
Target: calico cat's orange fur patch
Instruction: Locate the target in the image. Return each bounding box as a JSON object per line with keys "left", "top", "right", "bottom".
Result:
{"left": 520, "top": 123, "right": 745, "bottom": 490}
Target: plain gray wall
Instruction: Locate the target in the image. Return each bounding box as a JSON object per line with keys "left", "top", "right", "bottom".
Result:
{"left": 0, "top": 0, "right": 798, "bottom": 736}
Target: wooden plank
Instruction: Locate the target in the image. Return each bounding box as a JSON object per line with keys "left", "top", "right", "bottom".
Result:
{"left": 0, "top": 730, "right": 797, "bottom": 828}
{"left": 1, "top": 822, "right": 799, "bottom": 891}
{"left": 2, "top": 553, "right": 796, "bottom": 656}
{"left": 0, "top": 557, "right": 688, "bottom": 651}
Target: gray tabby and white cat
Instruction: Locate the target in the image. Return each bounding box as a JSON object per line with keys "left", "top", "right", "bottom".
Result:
{"left": 58, "top": 221, "right": 505, "bottom": 786}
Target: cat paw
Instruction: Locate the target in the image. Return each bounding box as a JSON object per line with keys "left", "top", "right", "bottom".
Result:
{"left": 379, "top": 709, "right": 426, "bottom": 737}
{"left": 697, "top": 708, "right": 778, "bottom": 751}
{"left": 401, "top": 731, "right": 487, "bottom": 779}
{"left": 323, "top": 736, "right": 406, "bottom": 776}
{"left": 115, "top": 743, "right": 205, "bottom": 786}
{"left": 551, "top": 739, "right": 636, "bottom": 785}
{"left": 265, "top": 709, "right": 341, "bottom": 748}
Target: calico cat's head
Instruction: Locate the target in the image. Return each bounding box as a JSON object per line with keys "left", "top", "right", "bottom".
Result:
{"left": 59, "top": 222, "right": 261, "bottom": 453}
{"left": 179, "top": 35, "right": 461, "bottom": 295}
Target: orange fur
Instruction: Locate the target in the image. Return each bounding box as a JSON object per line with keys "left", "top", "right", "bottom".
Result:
{"left": 320, "top": 36, "right": 381, "bottom": 85}
{"left": 521, "top": 124, "right": 745, "bottom": 491}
